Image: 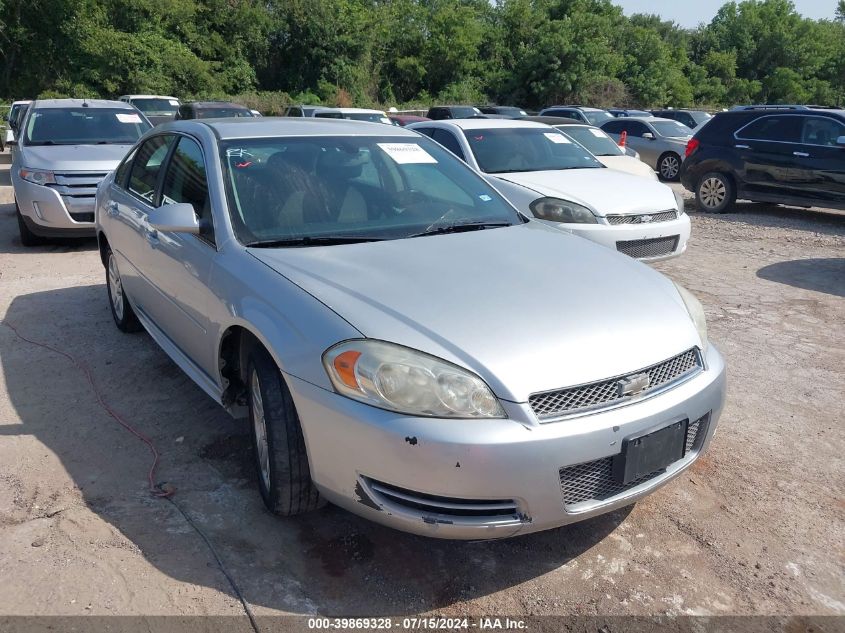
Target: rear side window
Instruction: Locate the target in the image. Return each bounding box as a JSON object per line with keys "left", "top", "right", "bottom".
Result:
{"left": 546, "top": 109, "right": 577, "bottom": 120}
{"left": 162, "top": 136, "right": 213, "bottom": 242}
{"left": 736, "top": 116, "right": 801, "bottom": 143}
{"left": 602, "top": 120, "right": 626, "bottom": 134}
{"left": 432, "top": 129, "right": 466, "bottom": 161}
{"left": 129, "top": 135, "right": 174, "bottom": 203}
{"left": 114, "top": 147, "right": 138, "bottom": 188}
{"left": 801, "top": 117, "right": 845, "bottom": 146}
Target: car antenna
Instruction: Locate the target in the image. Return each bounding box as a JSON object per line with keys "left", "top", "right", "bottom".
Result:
{"left": 82, "top": 96, "right": 89, "bottom": 107}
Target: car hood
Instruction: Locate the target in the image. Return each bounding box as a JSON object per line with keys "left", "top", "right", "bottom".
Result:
{"left": 19, "top": 144, "right": 133, "bottom": 172}
{"left": 493, "top": 168, "right": 676, "bottom": 216}
{"left": 597, "top": 156, "right": 657, "bottom": 180}
{"left": 248, "top": 222, "right": 700, "bottom": 402}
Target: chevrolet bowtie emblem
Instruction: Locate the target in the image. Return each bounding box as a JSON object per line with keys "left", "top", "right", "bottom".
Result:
{"left": 617, "top": 373, "right": 651, "bottom": 397}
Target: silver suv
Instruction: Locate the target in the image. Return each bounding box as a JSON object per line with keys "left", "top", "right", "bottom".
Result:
{"left": 11, "top": 99, "right": 151, "bottom": 245}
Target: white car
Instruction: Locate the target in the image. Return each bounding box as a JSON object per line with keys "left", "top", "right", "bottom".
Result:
{"left": 314, "top": 107, "right": 392, "bottom": 124}
{"left": 408, "top": 119, "right": 690, "bottom": 261}
{"left": 4, "top": 100, "right": 31, "bottom": 146}
{"left": 118, "top": 94, "right": 180, "bottom": 126}
{"left": 552, "top": 122, "right": 657, "bottom": 180}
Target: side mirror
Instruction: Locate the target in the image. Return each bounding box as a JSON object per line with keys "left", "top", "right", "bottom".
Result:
{"left": 836, "top": 135, "right": 845, "bottom": 147}
{"left": 642, "top": 132, "right": 655, "bottom": 140}
{"left": 148, "top": 203, "right": 200, "bottom": 234}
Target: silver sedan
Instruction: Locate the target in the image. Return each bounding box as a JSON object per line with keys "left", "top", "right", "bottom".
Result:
{"left": 95, "top": 118, "right": 726, "bottom": 539}
{"left": 601, "top": 116, "right": 692, "bottom": 181}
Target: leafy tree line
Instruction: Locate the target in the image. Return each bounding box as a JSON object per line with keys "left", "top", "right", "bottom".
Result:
{"left": 0, "top": 0, "right": 843, "bottom": 110}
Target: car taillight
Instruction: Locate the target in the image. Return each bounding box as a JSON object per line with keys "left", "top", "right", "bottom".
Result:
{"left": 685, "top": 138, "right": 700, "bottom": 158}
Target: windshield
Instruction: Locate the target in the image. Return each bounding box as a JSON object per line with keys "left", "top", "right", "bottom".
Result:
{"left": 557, "top": 125, "right": 622, "bottom": 156}
{"left": 220, "top": 135, "right": 522, "bottom": 245}
{"left": 652, "top": 120, "right": 692, "bottom": 137}
{"left": 462, "top": 127, "right": 603, "bottom": 173}
{"left": 451, "top": 106, "right": 481, "bottom": 118}
{"left": 690, "top": 111, "right": 712, "bottom": 125}
{"left": 131, "top": 98, "right": 178, "bottom": 115}
{"left": 583, "top": 111, "right": 615, "bottom": 126}
{"left": 24, "top": 108, "right": 151, "bottom": 145}
{"left": 196, "top": 108, "right": 253, "bottom": 119}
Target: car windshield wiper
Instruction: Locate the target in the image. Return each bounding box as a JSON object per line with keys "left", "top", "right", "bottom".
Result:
{"left": 408, "top": 221, "right": 513, "bottom": 238}
{"left": 245, "top": 235, "right": 387, "bottom": 248}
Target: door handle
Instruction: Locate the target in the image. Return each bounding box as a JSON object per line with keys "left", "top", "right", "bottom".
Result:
{"left": 106, "top": 201, "right": 119, "bottom": 217}
{"left": 793, "top": 151, "right": 809, "bottom": 157}
{"left": 145, "top": 227, "right": 159, "bottom": 244}
{"left": 734, "top": 144, "right": 750, "bottom": 149}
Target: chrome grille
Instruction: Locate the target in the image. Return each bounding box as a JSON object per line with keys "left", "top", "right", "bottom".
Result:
{"left": 530, "top": 348, "right": 701, "bottom": 420}
{"left": 607, "top": 210, "right": 677, "bottom": 225}
{"left": 559, "top": 414, "right": 707, "bottom": 509}
{"left": 367, "top": 479, "right": 519, "bottom": 518}
{"left": 616, "top": 235, "right": 679, "bottom": 258}
{"left": 48, "top": 172, "right": 108, "bottom": 219}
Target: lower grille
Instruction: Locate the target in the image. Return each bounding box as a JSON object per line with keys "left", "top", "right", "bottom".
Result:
{"left": 607, "top": 210, "right": 677, "bottom": 225}
{"left": 69, "top": 212, "right": 95, "bottom": 223}
{"left": 616, "top": 235, "right": 679, "bottom": 258}
{"left": 530, "top": 348, "right": 702, "bottom": 420}
{"left": 367, "top": 479, "right": 519, "bottom": 518}
{"left": 559, "top": 413, "right": 708, "bottom": 509}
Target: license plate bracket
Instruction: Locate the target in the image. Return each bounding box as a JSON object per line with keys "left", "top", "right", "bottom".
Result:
{"left": 612, "top": 420, "right": 687, "bottom": 485}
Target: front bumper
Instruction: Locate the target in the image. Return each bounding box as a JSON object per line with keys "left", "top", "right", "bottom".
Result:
{"left": 289, "top": 345, "right": 726, "bottom": 540}
{"left": 12, "top": 170, "right": 98, "bottom": 237}
{"left": 549, "top": 212, "right": 691, "bottom": 262}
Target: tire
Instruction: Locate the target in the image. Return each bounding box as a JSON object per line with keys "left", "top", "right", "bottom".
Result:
{"left": 106, "top": 248, "right": 142, "bottom": 332}
{"left": 16, "top": 199, "right": 46, "bottom": 247}
{"left": 247, "top": 346, "right": 324, "bottom": 516}
{"left": 695, "top": 171, "right": 736, "bottom": 214}
{"left": 657, "top": 152, "right": 682, "bottom": 181}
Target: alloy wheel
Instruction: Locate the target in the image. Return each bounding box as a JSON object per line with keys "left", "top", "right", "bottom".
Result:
{"left": 660, "top": 155, "right": 680, "bottom": 180}
{"left": 699, "top": 176, "right": 727, "bottom": 209}
{"left": 108, "top": 254, "right": 124, "bottom": 321}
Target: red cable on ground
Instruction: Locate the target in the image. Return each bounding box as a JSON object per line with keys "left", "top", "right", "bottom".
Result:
{"left": 2, "top": 320, "right": 173, "bottom": 498}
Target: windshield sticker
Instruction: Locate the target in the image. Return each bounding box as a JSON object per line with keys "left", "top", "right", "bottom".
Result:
{"left": 169, "top": 100, "right": 179, "bottom": 106}
{"left": 544, "top": 132, "right": 571, "bottom": 144}
{"left": 116, "top": 113, "right": 142, "bottom": 124}
{"left": 377, "top": 143, "right": 437, "bottom": 164}
{"left": 589, "top": 128, "right": 605, "bottom": 137}
{"left": 478, "top": 194, "right": 493, "bottom": 202}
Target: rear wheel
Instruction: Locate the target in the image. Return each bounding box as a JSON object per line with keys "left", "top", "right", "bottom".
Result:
{"left": 695, "top": 172, "right": 735, "bottom": 213}
{"left": 15, "top": 199, "right": 45, "bottom": 247}
{"left": 106, "top": 249, "right": 142, "bottom": 332}
{"left": 657, "top": 152, "right": 681, "bottom": 181}
{"left": 247, "top": 346, "right": 324, "bottom": 516}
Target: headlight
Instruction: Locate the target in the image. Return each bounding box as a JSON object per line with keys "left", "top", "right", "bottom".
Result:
{"left": 323, "top": 340, "right": 505, "bottom": 418}
{"left": 674, "top": 190, "right": 686, "bottom": 214}
{"left": 673, "top": 282, "right": 708, "bottom": 349}
{"left": 529, "top": 197, "right": 597, "bottom": 224}
{"left": 19, "top": 168, "right": 55, "bottom": 186}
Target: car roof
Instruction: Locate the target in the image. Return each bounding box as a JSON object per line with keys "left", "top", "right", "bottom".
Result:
{"left": 180, "top": 117, "right": 421, "bottom": 140}
{"left": 11, "top": 100, "right": 32, "bottom": 106}
{"left": 607, "top": 116, "right": 675, "bottom": 124}
{"left": 121, "top": 95, "right": 177, "bottom": 100}
{"left": 32, "top": 98, "right": 137, "bottom": 110}
{"left": 543, "top": 106, "right": 605, "bottom": 112}
{"left": 186, "top": 101, "right": 249, "bottom": 109}
{"left": 334, "top": 108, "right": 385, "bottom": 114}
{"left": 423, "top": 119, "right": 551, "bottom": 130}
{"left": 520, "top": 115, "right": 585, "bottom": 126}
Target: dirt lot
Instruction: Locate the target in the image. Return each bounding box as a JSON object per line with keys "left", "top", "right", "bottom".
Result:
{"left": 0, "top": 150, "right": 842, "bottom": 622}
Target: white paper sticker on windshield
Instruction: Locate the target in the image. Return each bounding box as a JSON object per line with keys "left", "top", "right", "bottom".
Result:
{"left": 544, "top": 132, "right": 570, "bottom": 144}
{"left": 116, "top": 113, "right": 142, "bottom": 124}
{"left": 589, "top": 128, "right": 605, "bottom": 137}
{"left": 377, "top": 143, "right": 437, "bottom": 164}
{"left": 169, "top": 100, "right": 179, "bottom": 106}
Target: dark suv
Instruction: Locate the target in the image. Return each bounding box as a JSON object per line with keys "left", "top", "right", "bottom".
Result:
{"left": 651, "top": 109, "right": 711, "bottom": 130}
{"left": 680, "top": 108, "right": 845, "bottom": 213}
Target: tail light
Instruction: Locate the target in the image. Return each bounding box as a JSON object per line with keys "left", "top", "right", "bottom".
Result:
{"left": 685, "top": 138, "right": 700, "bottom": 158}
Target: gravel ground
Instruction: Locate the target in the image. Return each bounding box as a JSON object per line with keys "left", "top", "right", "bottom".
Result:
{"left": 0, "top": 151, "right": 842, "bottom": 623}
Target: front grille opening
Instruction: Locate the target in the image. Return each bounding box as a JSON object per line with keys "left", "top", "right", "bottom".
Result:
{"left": 559, "top": 413, "right": 709, "bottom": 509}
{"left": 607, "top": 210, "right": 678, "bottom": 225}
{"left": 367, "top": 479, "right": 519, "bottom": 518}
{"left": 69, "top": 212, "right": 95, "bottom": 223}
{"left": 530, "top": 348, "right": 702, "bottom": 420}
{"left": 616, "top": 235, "right": 679, "bottom": 258}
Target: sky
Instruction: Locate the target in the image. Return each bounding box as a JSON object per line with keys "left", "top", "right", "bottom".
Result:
{"left": 614, "top": 0, "right": 837, "bottom": 27}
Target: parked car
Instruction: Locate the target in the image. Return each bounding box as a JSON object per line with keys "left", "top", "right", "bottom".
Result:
{"left": 175, "top": 101, "right": 255, "bottom": 120}
{"left": 118, "top": 95, "right": 180, "bottom": 126}
{"left": 538, "top": 106, "right": 615, "bottom": 127}
{"left": 4, "top": 100, "right": 31, "bottom": 146}
{"left": 388, "top": 114, "right": 431, "bottom": 126}
{"left": 609, "top": 109, "right": 652, "bottom": 118}
{"left": 476, "top": 105, "right": 528, "bottom": 118}
{"left": 95, "top": 117, "right": 724, "bottom": 539}
{"left": 650, "top": 109, "right": 712, "bottom": 130}
{"left": 283, "top": 105, "right": 326, "bottom": 117}
{"left": 521, "top": 116, "right": 657, "bottom": 180}
{"left": 408, "top": 119, "right": 689, "bottom": 260}
{"left": 11, "top": 99, "right": 152, "bottom": 245}
{"left": 314, "top": 108, "right": 391, "bottom": 124}
{"left": 426, "top": 105, "right": 484, "bottom": 120}
{"left": 681, "top": 107, "right": 845, "bottom": 213}
{"left": 601, "top": 116, "right": 692, "bottom": 181}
